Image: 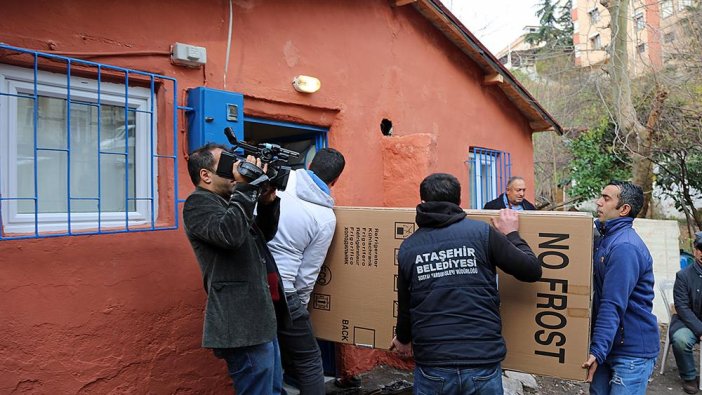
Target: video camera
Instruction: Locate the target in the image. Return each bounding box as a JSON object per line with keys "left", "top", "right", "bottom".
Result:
{"left": 216, "top": 127, "right": 300, "bottom": 191}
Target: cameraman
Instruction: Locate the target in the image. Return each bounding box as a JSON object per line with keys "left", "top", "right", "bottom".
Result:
{"left": 183, "top": 143, "right": 289, "bottom": 394}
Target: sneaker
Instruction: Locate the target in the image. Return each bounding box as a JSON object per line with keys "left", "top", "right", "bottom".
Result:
{"left": 683, "top": 379, "right": 699, "bottom": 394}
{"left": 378, "top": 380, "right": 413, "bottom": 394}
{"left": 334, "top": 376, "right": 362, "bottom": 389}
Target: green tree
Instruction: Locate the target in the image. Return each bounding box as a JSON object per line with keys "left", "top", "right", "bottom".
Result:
{"left": 526, "top": 0, "right": 573, "bottom": 50}
{"left": 650, "top": 96, "right": 702, "bottom": 230}
{"left": 568, "top": 120, "right": 630, "bottom": 201}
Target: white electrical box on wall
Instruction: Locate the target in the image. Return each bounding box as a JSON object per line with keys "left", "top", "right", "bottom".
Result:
{"left": 171, "top": 42, "right": 207, "bottom": 68}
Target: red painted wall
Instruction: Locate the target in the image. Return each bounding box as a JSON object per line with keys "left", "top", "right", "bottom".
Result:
{"left": 0, "top": 1, "right": 535, "bottom": 392}
{"left": 645, "top": 0, "right": 663, "bottom": 70}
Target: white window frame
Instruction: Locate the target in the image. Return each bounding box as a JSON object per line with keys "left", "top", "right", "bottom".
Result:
{"left": 678, "top": 0, "right": 693, "bottom": 10}
{"left": 0, "top": 64, "right": 157, "bottom": 234}
{"left": 662, "top": 0, "right": 674, "bottom": 18}
{"left": 634, "top": 12, "right": 645, "bottom": 31}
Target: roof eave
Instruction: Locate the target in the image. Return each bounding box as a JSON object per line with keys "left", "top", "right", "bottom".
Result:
{"left": 396, "top": 0, "right": 563, "bottom": 135}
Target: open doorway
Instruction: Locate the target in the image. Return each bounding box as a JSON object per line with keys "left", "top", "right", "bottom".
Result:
{"left": 243, "top": 115, "right": 336, "bottom": 376}
{"left": 243, "top": 116, "right": 328, "bottom": 170}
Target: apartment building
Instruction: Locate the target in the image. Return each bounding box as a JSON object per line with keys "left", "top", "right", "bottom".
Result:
{"left": 573, "top": 0, "right": 696, "bottom": 73}
{"left": 658, "top": 0, "right": 698, "bottom": 61}
{"left": 495, "top": 26, "right": 543, "bottom": 75}
{"left": 497, "top": 0, "right": 696, "bottom": 75}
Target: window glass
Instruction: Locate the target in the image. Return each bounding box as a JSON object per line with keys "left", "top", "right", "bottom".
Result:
{"left": 590, "top": 8, "right": 601, "bottom": 23}
{"left": 16, "top": 97, "right": 136, "bottom": 214}
{"left": 1, "top": 64, "right": 154, "bottom": 235}
{"left": 662, "top": 0, "right": 673, "bottom": 17}
{"left": 469, "top": 149, "right": 510, "bottom": 209}
{"left": 635, "top": 13, "right": 645, "bottom": 31}
{"left": 591, "top": 34, "right": 602, "bottom": 50}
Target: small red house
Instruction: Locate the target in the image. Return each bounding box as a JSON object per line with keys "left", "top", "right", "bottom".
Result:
{"left": 0, "top": 0, "right": 560, "bottom": 393}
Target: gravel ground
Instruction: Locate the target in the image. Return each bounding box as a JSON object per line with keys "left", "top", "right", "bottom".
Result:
{"left": 535, "top": 323, "right": 695, "bottom": 395}
{"left": 326, "top": 324, "right": 696, "bottom": 394}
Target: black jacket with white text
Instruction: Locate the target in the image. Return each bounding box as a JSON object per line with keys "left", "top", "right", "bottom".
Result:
{"left": 395, "top": 201, "right": 541, "bottom": 367}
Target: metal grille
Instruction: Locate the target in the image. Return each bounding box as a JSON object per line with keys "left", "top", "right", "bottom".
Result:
{"left": 0, "top": 43, "right": 182, "bottom": 240}
{"left": 468, "top": 147, "right": 511, "bottom": 209}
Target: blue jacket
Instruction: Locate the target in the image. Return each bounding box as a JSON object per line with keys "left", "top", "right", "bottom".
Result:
{"left": 590, "top": 217, "right": 659, "bottom": 364}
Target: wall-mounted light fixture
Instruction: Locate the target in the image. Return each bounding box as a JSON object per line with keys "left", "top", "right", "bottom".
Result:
{"left": 292, "top": 75, "right": 321, "bottom": 93}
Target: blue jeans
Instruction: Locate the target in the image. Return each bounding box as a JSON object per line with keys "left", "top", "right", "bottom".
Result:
{"left": 214, "top": 338, "right": 285, "bottom": 394}
{"left": 589, "top": 355, "right": 656, "bottom": 395}
{"left": 672, "top": 326, "right": 699, "bottom": 381}
{"left": 413, "top": 364, "right": 502, "bottom": 395}
{"left": 278, "top": 292, "right": 325, "bottom": 394}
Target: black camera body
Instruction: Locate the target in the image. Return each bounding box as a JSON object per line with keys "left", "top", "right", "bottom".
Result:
{"left": 215, "top": 127, "right": 300, "bottom": 191}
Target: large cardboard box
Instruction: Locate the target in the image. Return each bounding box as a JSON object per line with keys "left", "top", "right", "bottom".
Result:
{"left": 309, "top": 207, "right": 593, "bottom": 380}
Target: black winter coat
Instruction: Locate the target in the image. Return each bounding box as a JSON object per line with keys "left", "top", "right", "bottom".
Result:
{"left": 395, "top": 201, "right": 541, "bottom": 367}
{"left": 671, "top": 262, "right": 702, "bottom": 338}
{"left": 483, "top": 193, "right": 536, "bottom": 210}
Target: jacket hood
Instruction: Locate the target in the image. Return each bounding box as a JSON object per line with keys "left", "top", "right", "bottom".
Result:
{"left": 295, "top": 169, "right": 334, "bottom": 208}
{"left": 416, "top": 201, "right": 467, "bottom": 228}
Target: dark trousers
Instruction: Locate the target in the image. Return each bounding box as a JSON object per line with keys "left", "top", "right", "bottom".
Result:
{"left": 278, "top": 292, "right": 326, "bottom": 395}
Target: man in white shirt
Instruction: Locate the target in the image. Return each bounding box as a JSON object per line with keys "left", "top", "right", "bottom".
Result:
{"left": 268, "top": 148, "right": 345, "bottom": 394}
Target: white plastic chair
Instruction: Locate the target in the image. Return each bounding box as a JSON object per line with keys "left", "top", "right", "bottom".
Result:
{"left": 659, "top": 278, "right": 702, "bottom": 390}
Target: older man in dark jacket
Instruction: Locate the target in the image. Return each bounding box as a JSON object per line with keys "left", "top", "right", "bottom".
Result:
{"left": 483, "top": 176, "right": 536, "bottom": 211}
{"left": 183, "top": 143, "right": 289, "bottom": 394}
{"left": 671, "top": 232, "right": 702, "bottom": 394}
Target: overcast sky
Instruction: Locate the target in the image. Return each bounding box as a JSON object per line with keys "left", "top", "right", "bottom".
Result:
{"left": 447, "top": 0, "right": 541, "bottom": 53}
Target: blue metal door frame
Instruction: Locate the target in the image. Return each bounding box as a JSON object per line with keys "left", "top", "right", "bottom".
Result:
{"left": 243, "top": 116, "right": 328, "bottom": 150}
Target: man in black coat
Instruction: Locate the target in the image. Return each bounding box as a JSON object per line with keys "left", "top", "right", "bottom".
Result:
{"left": 483, "top": 176, "right": 536, "bottom": 210}
{"left": 183, "top": 143, "right": 289, "bottom": 394}
{"left": 671, "top": 231, "right": 702, "bottom": 394}
{"left": 390, "top": 173, "right": 542, "bottom": 394}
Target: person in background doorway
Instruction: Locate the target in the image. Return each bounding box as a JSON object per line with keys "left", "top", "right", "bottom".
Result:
{"left": 391, "top": 173, "right": 542, "bottom": 394}
{"left": 582, "top": 180, "right": 659, "bottom": 395}
{"left": 183, "top": 143, "right": 289, "bottom": 394}
{"left": 670, "top": 231, "right": 702, "bottom": 394}
{"left": 483, "top": 176, "right": 536, "bottom": 210}
{"left": 268, "top": 148, "right": 346, "bottom": 394}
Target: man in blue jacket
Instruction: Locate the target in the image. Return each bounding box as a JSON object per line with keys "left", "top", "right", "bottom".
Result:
{"left": 670, "top": 231, "right": 702, "bottom": 394}
{"left": 582, "top": 180, "right": 659, "bottom": 395}
{"left": 390, "top": 173, "right": 542, "bottom": 394}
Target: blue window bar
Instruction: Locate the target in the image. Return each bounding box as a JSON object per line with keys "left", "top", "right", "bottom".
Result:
{"left": 0, "top": 43, "right": 182, "bottom": 240}
{"left": 468, "top": 147, "right": 512, "bottom": 209}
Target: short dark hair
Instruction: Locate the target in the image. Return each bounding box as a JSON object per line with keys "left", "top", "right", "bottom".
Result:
{"left": 607, "top": 180, "right": 644, "bottom": 218}
{"left": 420, "top": 173, "right": 461, "bottom": 204}
{"left": 309, "top": 148, "right": 345, "bottom": 184}
{"left": 694, "top": 231, "right": 702, "bottom": 251}
{"left": 187, "top": 143, "right": 226, "bottom": 186}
